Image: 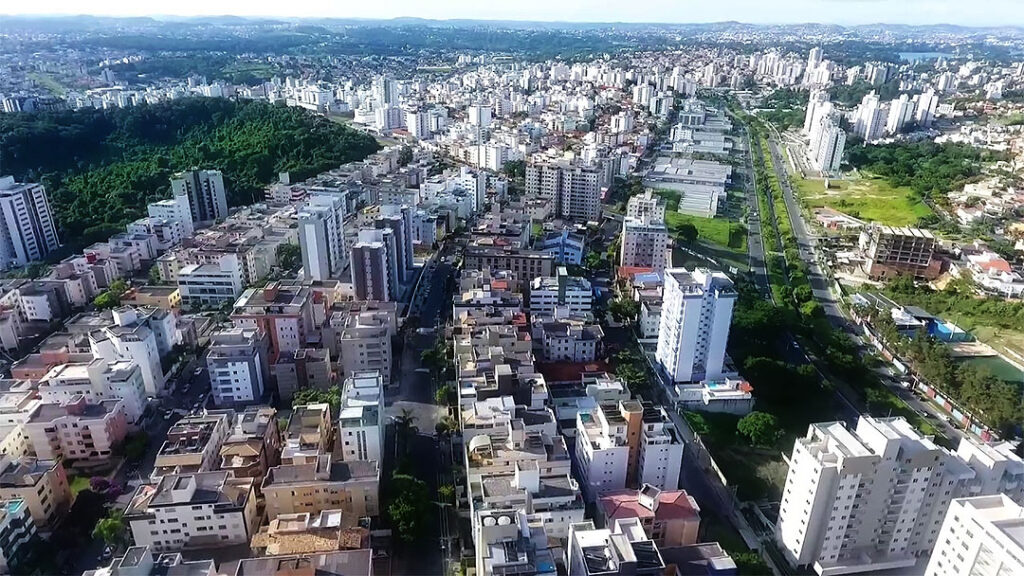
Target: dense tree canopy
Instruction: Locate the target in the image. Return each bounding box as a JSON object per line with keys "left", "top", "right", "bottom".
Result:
{"left": 0, "top": 98, "right": 380, "bottom": 249}
{"left": 846, "top": 141, "right": 998, "bottom": 198}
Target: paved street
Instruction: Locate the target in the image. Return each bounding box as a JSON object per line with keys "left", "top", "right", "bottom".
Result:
{"left": 763, "top": 134, "right": 966, "bottom": 444}
{"left": 766, "top": 139, "right": 844, "bottom": 325}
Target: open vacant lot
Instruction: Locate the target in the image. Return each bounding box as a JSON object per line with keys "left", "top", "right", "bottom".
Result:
{"left": 794, "top": 174, "right": 932, "bottom": 226}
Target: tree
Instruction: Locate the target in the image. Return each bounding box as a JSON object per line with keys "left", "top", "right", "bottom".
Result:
{"left": 123, "top": 431, "right": 149, "bottom": 462}
{"left": 93, "top": 291, "right": 120, "bottom": 310}
{"left": 437, "top": 483, "right": 455, "bottom": 504}
{"left": 276, "top": 243, "right": 302, "bottom": 271}
{"left": 388, "top": 474, "right": 431, "bottom": 542}
{"left": 609, "top": 298, "right": 640, "bottom": 325}
{"left": 93, "top": 510, "right": 127, "bottom": 549}
{"left": 737, "top": 411, "right": 782, "bottom": 448}
{"left": 2, "top": 98, "right": 381, "bottom": 252}
{"left": 503, "top": 160, "right": 526, "bottom": 179}
{"left": 293, "top": 386, "right": 341, "bottom": 414}
{"left": 397, "top": 146, "right": 414, "bottom": 167}
{"left": 435, "top": 415, "right": 457, "bottom": 438}
{"left": 394, "top": 408, "right": 419, "bottom": 457}
{"left": 677, "top": 223, "right": 699, "bottom": 245}
{"left": 434, "top": 383, "right": 451, "bottom": 406}
{"left": 147, "top": 265, "right": 162, "bottom": 285}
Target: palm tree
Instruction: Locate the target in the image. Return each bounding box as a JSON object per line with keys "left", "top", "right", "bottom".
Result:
{"left": 393, "top": 409, "right": 418, "bottom": 456}
{"left": 93, "top": 510, "right": 127, "bottom": 550}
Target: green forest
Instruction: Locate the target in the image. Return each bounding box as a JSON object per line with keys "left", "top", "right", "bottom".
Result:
{"left": 846, "top": 141, "right": 999, "bottom": 198}
{"left": 0, "top": 98, "right": 380, "bottom": 248}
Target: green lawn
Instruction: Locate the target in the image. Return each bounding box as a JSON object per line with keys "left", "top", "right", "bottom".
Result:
{"left": 28, "top": 72, "right": 67, "bottom": 97}
{"left": 793, "top": 174, "right": 932, "bottom": 226}
{"left": 665, "top": 212, "right": 748, "bottom": 252}
{"left": 69, "top": 475, "right": 90, "bottom": 496}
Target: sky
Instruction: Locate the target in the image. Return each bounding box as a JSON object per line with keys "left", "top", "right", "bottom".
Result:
{"left": 3, "top": 0, "right": 1024, "bottom": 27}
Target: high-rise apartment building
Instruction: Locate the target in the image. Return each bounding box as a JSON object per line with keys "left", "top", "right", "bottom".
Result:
{"left": 625, "top": 191, "right": 666, "bottom": 224}
{"left": 350, "top": 229, "right": 394, "bottom": 302}
{"left": 147, "top": 188, "right": 195, "bottom": 237}
{"left": 913, "top": 89, "right": 939, "bottom": 128}
{"left": 170, "top": 170, "right": 228, "bottom": 223}
{"left": 924, "top": 495, "right": 1024, "bottom": 576}
{"left": 853, "top": 92, "right": 887, "bottom": 142}
{"left": 655, "top": 268, "right": 735, "bottom": 383}
{"left": 298, "top": 194, "right": 346, "bottom": 281}
{"left": 525, "top": 162, "right": 602, "bottom": 222}
{"left": 776, "top": 416, "right": 1024, "bottom": 575}
{"left": 803, "top": 90, "right": 831, "bottom": 135}
{"left": 886, "top": 94, "right": 915, "bottom": 135}
{"left": 809, "top": 117, "right": 846, "bottom": 174}
{"left": 375, "top": 204, "right": 413, "bottom": 284}
{"left": 0, "top": 177, "right": 61, "bottom": 268}
{"left": 206, "top": 327, "right": 270, "bottom": 406}
{"left": 336, "top": 371, "right": 383, "bottom": 463}
{"left": 620, "top": 218, "right": 670, "bottom": 272}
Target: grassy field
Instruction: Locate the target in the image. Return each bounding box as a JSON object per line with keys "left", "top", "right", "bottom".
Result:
{"left": 793, "top": 174, "right": 932, "bottom": 226}
{"left": 665, "top": 212, "right": 748, "bottom": 252}
{"left": 961, "top": 325, "right": 1024, "bottom": 361}
{"left": 28, "top": 72, "right": 67, "bottom": 97}
{"left": 69, "top": 475, "right": 90, "bottom": 496}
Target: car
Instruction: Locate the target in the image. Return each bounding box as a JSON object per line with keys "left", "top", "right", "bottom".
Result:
{"left": 164, "top": 412, "right": 173, "bottom": 421}
{"left": 193, "top": 368, "right": 203, "bottom": 376}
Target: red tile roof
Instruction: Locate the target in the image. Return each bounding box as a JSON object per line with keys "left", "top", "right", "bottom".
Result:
{"left": 599, "top": 489, "right": 700, "bottom": 522}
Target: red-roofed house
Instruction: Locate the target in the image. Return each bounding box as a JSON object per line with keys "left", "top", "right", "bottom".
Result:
{"left": 597, "top": 484, "right": 701, "bottom": 548}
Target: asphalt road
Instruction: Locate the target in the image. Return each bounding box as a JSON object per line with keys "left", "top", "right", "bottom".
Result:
{"left": 69, "top": 353, "right": 212, "bottom": 574}
{"left": 766, "top": 139, "right": 844, "bottom": 326}
{"left": 739, "top": 123, "right": 771, "bottom": 299}
{"left": 763, "top": 135, "right": 965, "bottom": 444}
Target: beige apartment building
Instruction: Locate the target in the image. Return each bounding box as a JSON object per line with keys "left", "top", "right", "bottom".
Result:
{"left": 262, "top": 454, "right": 379, "bottom": 521}
{"left": 0, "top": 457, "right": 72, "bottom": 528}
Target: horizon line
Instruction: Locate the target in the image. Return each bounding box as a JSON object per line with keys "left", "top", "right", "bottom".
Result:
{"left": 2, "top": 13, "right": 1023, "bottom": 29}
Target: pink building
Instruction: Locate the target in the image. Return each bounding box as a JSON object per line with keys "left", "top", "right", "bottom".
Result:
{"left": 23, "top": 395, "right": 127, "bottom": 463}
{"left": 598, "top": 484, "right": 701, "bottom": 548}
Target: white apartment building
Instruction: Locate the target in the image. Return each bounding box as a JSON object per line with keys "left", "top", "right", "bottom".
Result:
{"left": 636, "top": 407, "right": 684, "bottom": 492}
{"left": 206, "top": 327, "right": 269, "bottom": 406}
{"left": 171, "top": 169, "right": 228, "bottom": 223}
{"left": 528, "top": 267, "right": 593, "bottom": 315}
{"left": 148, "top": 188, "right": 196, "bottom": 237}
{"left": 620, "top": 217, "right": 670, "bottom": 272}
{"left": 298, "top": 194, "right": 346, "bottom": 281}
{"left": 625, "top": 191, "right": 666, "bottom": 224}
{"left": 925, "top": 495, "right": 1024, "bottom": 576}
{"left": 775, "top": 416, "right": 1024, "bottom": 576}
{"left": 124, "top": 471, "right": 258, "bottom": 552}
{"left": 89, "top": 307, "right": 168, "bottom": 396}
{"left": 152, "top": 413, "right": 230, "bottom": 480}
{"left": 0, "top": 177, "right": 61, "bottom": 268}
{"left": 337, "top": 371, "right": 383, "bottom": 463}
{"left": 575, "top": 401, "right": 639, "bottom": 500}
{"left": 655, "top": 268, "right": 735, "bottom": 384}
{"left": 809, "top": 117, "right": 846, "bottom": 174}
{"left": 532, "top": 314, "right": 603, "bottom": 363}
{"left": 177, "top": 262, "right": 244, "bottom": 308}
{"left": 38, "top": 359, "right": 147, "bottom": 423}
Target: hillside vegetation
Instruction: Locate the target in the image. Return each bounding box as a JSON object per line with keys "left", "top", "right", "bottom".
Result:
{"left": 0, "top": 98, "right": 380, "bottom": 247}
